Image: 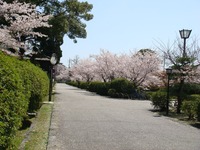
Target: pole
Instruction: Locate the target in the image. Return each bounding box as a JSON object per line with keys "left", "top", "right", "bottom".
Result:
{"left": 183, "top": 38, "right": 186, "bottom": 57}
{"left": 166, "top": 74, "right": 170, "bottom": 115}
{"left": 68, "top": 59, "right": 71, "bottom": 68}
{"left": 49, "top": 65, "right": 53, "bottom": 101}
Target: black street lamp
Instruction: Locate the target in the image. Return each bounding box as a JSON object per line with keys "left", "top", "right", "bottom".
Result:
{"left": 179, "top": 29, "right": 192, "bottom": 57}
{"left": 49, "top": 53, "right": 57, "bottom": 101}
{"left": 166, "top": 68, "right": 172, "bottom": 116}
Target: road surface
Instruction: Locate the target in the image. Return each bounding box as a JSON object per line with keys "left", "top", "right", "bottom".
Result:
{"left": 47, "top": 83, "right": 200, "bottom": 150}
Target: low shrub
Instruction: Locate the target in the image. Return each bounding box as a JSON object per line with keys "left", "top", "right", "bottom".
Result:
{"left": 197, "top": 103, "right": 200, "bottom": 121}
{"left": 150, "top": 91, "right": 167, "bottom": 111}
{"left": 79, "top": 82, "right": 89, "bottom": 89}
{"left": 109, "top": 78, "right": 134, "bottom": 94}
{"left": 108, "top": 88, "right": 117, "bottom": 98}
{"left": 181, "top": 95, "right": 200, "bottom": 120}
{"left": 67, "top": 81, "right": 78, "bottom": 87}
{"left": 67, "top": 78, "right": 146, "bottom": 100}
{"left": 181, "top": 101, "right": 198, "bottom": 120}
{"left": 88, "top": 81, "right": 109, "bottom": 96}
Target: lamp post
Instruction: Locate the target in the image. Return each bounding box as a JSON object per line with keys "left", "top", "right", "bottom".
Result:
{"left": 179, "top": 29, "right": 192, "bottom": 57}
{"left": 166, "top": 68, "right": 172, "bottom": 116}
{"left": 49, "top": 53, "right": 57, "bottom": 101}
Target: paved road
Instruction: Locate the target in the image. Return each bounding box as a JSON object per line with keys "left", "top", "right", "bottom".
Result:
{"left": 47, "top": 83, "right": 200, "bottom": 150}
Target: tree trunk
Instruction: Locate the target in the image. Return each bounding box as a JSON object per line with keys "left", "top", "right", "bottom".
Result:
{"left": 177, "top": 79, "right": 184, "bottom": 114}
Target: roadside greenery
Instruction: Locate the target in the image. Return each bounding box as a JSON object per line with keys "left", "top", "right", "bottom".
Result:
{"left": 150, "top": 91, "right": 167, "bottom": 111}
{"left": 149, "top": 87, "right": 200, "bottom": 121}
{"left": 181, "top": 95, "right": 200, "bottom": 120}
{"left": 67, "top": 78, "right": 147, "bottom": 99}
{"left": 0, "top": 51, "right": 49, "bottom": 149}
{"left": 23, "top": 102, "right": 53, "bottom": 150}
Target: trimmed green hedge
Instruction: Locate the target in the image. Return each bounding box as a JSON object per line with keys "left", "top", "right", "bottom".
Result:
{"left": 67, "top": 78, "right": 140, "bottom": 99}
{"left": 108, "top": 78, "right": 135, "bottom": 98}
{"left": 88, "top": 81, "right": 109, "bottom": 96}
{"left": 0, "top": 51, "right": 49, "bottom": 149}
{"left": 109, "top": 78, "right": 133, "bottom": 94}
{"left": 79, "top": 81, "right": 89, "bottom": 90}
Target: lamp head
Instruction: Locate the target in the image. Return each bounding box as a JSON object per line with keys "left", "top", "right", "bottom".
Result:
{"left": 166, "top": 68, "right": 172, "bottom": 75}
{"left": 179, "top": 29, "right": 192, "bottom": 39}
{"left": 50, "top": 53, "right": 57, "bottom": 65}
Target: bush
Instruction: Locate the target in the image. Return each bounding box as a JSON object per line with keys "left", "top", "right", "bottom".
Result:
{"left": 0, "top": 55, "right": 26, "bottom": 149}
{"left": 181, "top": 95, "right": 200, "bottom": 120}
{"left": 67, "top": 81, "right": 78, "bottom": 87}
{"left": 79, "top": 82, "right": 89, "bottom": 89}
{"left": 0, "top": 51, "right": 49, "bottom": 149}
{"left": 197, "top": 103, "right": 200, "bottom": 121}
{"left": 88, "top": 81, "right": 109, "bottom": 96}
{"left": 27, "top": 64, "right": 49, "bottom": 112}
{"left": 108, "top": 88, "right": 117, "bottom": 98}
{"left": 150, "top": 91, "right": 167, "bottom": 111}
{"left": 186, "top": 94, "right": 200, "bottom": 101}
{"left": 13, "top": 59, "right": 49, "bottom": 112}
{"left": 171, "top": 83, "right": 200, "bottom": 95}
{"left": 181, "top": 101, "right": 198, "bottom": 120}
{"left": 185, "top": 83, "right": 200, "bottom": 94}
{"left": 109, "top": 78, "right": 134, "bottom": 94}
{"left": 67, "top": 78, "right": 145, "bottom": 99}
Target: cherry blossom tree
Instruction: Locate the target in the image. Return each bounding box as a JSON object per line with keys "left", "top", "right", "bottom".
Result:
{"left": 70, "top": 58, "right": 97, "bottom": 82}
{"left": 91, "top": 50, "right": 119, "bottom": 82}
{"left": 0, "top": 0, "right": 51, "bottom": 53}
{"left": 125, "top": 50, "right": 162, "bottom": 87}
{"left": 54, "top": 63, "right": 69, "bottom": 82}
{"left": 70, "top": 49, "right": 162, "bottom": 89}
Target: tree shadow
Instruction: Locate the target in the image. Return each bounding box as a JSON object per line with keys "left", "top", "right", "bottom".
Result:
{"left": 149, "top": 109, "right": 200, "bottom": 129}
{"left": 148, "top": 109, "right": 164, "bottom": 117}
{"left": 19, "top": 119, "right": 32, "bottom": 130}
{"left": 52, "top": 92, "right": 61, "bottom": 95}
{"left": 190, "top": 123, "right": 200, "bottom": 129}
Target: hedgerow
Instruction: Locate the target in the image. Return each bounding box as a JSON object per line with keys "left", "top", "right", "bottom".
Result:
{"left": 88, "top": 81, "right": 109, "bottom": 96}
{"left": 67, "top": 78, "right": 143, "bottom": 99}
{"left": 0, "top": 51, "right": 49, "bottom": 149}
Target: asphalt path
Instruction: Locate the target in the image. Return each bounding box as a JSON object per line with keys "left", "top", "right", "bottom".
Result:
{"left": 47, "top": 83, "right": 200, "bottom": 150}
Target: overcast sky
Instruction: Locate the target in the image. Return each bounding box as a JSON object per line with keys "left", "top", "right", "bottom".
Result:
{"left": 60, "top": 0, "right": 200, "bottom": 66}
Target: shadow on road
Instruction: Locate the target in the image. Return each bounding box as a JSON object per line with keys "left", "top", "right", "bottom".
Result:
{"left": 191, "top": 123, "right": 200, "bottom": 129}
{"left": 52, "top": 92, "right": 61, "bottom": 95}
{"left": 148, "top": 109, "right": 200, "bottom": 129}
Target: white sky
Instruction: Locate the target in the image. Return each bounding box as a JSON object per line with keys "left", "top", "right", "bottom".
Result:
{"left": 60, "top": 0, "right": 200, "bottom": 66}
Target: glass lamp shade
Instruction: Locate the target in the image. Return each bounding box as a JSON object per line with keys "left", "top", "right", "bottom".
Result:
{"left": 50, "top": 53, "right": 57, "bottom": 65}
{"left": 179, "top": 29, "right": 192, "bottom": 39}
{"left": 166, "top": 68, "right": 172, "bottom": 75}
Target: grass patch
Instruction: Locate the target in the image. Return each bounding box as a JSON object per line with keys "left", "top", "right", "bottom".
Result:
{"left": 10, "top": 125, "right": 31, "bottom": 150}
{"left": 23, "top": 101, "right": 53, "bottom": 150}
{"left": 10, "top": 100, "right": 53, "bottom": 150}
{"left": 153, "top": 109, "right": 200, "bottom": 129}
{"left": 168, "top": 111, "right": 200, "bottom": 129}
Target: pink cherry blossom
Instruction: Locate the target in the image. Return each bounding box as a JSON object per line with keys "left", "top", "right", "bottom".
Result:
{"left": 0, "top": 0, "right": 51, "bottom": 51}
{"left": 68, "top": 49, "right": 162, "bottom": 89}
